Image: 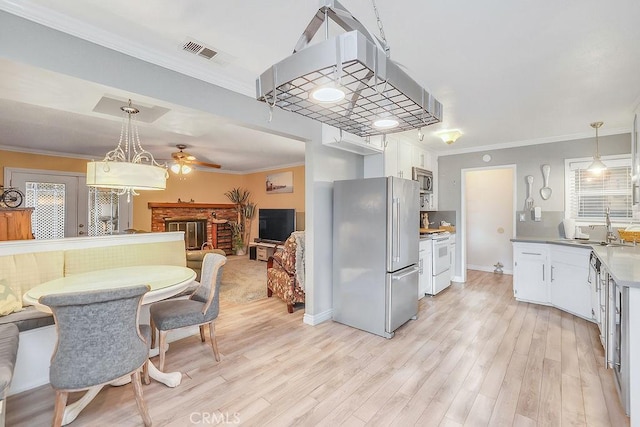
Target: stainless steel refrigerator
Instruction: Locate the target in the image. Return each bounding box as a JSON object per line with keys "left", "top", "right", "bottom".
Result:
{"left": 333, "top": 176, "right": 419, "bottom": 338}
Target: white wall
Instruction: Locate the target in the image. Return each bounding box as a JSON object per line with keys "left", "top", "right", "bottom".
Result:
{"left": 464, "top": 168, "right": 514, "bottom": 273}
{"left": 0, "top": 11, "right": 365, "bottom": 325}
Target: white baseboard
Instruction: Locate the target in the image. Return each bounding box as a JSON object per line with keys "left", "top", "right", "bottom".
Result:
{"left": 467, "top": 264, "right": 513, "bottom": 275}
{"left": 303, "top": 309, "right": 332, "bottom": 326}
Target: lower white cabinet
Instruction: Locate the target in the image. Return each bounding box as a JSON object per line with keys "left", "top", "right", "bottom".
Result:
{"left": 513, "top": 241, "right": 594, "bottom": 321}
{"left": 450, "top": 235, "right": 456, "bottom": 281}
{"left": 418, "top": 239, "right": 432, "bottom": 298}
{"left": 513, "top": 243, "right": 549, "bottom": 304}
{"left": 549, "top": 245, "right": 592, "bottom": 319}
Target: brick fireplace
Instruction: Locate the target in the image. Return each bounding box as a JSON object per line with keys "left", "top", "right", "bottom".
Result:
{"left": 148, "top": 202, "right": 237, "bottom": 255}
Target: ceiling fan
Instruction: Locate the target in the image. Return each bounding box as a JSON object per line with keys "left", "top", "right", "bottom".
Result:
{"left": 170, "top": 144, "right": 221, "bottom": 174}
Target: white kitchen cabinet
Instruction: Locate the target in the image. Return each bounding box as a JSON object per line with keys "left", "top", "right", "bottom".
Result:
{"left": 384, "top": 138, "right": 414, "bottom": 179}
{"left": 418, "top": 238, "right": 432, "bottom": 298}
{"left": 549, "top": 245, "right": 592, "bottom": 320}
{"left": 450, "top": 234, "right": 456, "bottom": 281}
{"left": 513, "top": 243, "right": 549, "bottom": 304}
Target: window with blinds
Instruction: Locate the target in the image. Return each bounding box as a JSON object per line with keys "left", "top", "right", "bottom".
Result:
{"left": 566, "top": 157, "right": 632, "bottom": 221}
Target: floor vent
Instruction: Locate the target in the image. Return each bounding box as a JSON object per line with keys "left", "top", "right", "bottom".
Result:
{"left": 181, "top": 38, "right": 218, "bottom": 60}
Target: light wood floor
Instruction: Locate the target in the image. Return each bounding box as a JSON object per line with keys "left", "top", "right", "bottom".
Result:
{"left": 8, "top": 270, "right": 629, "bottom": 426}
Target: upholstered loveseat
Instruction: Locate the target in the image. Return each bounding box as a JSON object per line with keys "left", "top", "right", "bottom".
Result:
{"left": 266, "top": 231, "right": 305, "bottom": 313}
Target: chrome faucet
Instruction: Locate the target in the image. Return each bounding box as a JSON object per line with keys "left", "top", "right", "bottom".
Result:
{"left": 605, "top": 207, "right": 617, "bottom": 243}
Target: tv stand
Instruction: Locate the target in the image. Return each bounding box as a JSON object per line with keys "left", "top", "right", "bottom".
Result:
{"left": 254, "top": 238, "right": 284, "bottom": 245}
{"left": 249, "top": 241, "right": 282, "bottom": 261}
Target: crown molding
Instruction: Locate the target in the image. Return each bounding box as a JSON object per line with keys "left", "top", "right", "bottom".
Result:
{"left": 0, "top": 144, "right": 95, "bottom": 160}
{"left": 437, "top": 126, "right": 631, "bottom": 157}
{"left": 0, "top": 0, "right": 255, "bottom": 97}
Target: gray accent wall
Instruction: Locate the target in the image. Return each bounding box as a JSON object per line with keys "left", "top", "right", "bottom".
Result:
{"left": 439, "top": 133, "right": 631, "bottom": 216}
{"left": 438, "top": 133, "right": 631, "bottom": 275}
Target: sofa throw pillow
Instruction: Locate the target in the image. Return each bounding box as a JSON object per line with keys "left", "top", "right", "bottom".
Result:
{"left": 0, "top": 278, "right": 23, "bottom": 316}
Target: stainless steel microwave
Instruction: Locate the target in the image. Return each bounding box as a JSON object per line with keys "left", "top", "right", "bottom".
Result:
{"left": 412, "top": 167, "right": 433, "bottom": 194}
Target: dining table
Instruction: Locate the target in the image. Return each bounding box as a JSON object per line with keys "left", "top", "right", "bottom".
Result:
{"left": 23, "top": 264, "right": 196, "bottom": 426}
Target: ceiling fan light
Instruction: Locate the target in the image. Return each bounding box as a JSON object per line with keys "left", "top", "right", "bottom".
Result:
{"left": 310, "top": 86, "right": 346, "bottom": 104}
{"left": 170, "top": 163, "right": 192, "bottom": 175}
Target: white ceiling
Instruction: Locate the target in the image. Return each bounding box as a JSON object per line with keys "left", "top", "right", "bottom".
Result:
{"left": 1, "top": 0, "right": 640, "bottom": 169}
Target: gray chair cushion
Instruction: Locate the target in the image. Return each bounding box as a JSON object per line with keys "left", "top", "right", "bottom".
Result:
{"left": 150, "top": 299, "right": 208, "bottom": 330}
{"left": 0, "top": 323, "right": 19, "bottom": 396}
{"left": 150, "top": 253, "right": 225, "bottom": 331}
{"left": 0, "top": 307, "right": 54, "bottom": 332}
{"left": 40, "top": 285, "right": 150, "bottom": 390}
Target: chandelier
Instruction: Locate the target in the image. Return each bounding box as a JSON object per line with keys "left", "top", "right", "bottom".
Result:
{"left": 256, "top": 0, "right": 442, "bottom": 138}
{"left": 86, "top": 99, "right": 167, "bottom": 200}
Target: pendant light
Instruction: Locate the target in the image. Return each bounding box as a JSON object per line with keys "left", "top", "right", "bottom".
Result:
{"left": 86, "top": 99, "right": 167, "bottom": 201}
{"left": 587, "top": 121, "right": 606, "bottom": 173}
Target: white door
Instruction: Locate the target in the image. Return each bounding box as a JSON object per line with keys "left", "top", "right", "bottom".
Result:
{"left": 6, "top": 169, "right": 88, "bottom": 238}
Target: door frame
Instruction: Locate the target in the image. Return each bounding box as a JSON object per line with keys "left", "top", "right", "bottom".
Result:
{"left": 460, "top": 164, "right": 517, "bottom": 282}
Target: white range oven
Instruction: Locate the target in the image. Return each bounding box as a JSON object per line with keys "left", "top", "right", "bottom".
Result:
{"left": 428, "top": 232, "right": 451, "bottom": 295}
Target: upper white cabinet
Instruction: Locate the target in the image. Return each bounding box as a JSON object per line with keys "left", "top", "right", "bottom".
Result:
{"left": 321, "top": 124, "right": 383, "bottom": 155}
{"left": 384, "top": 138, "right": 436, "bottom": 180}
{"left": 384, "top": 137, "right": 413, "bottom": 179}
{"left": 513, "top": 243, "right": 549, "bottom": 304}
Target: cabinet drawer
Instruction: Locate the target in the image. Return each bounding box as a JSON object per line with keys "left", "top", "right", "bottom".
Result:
{"left": 257, "top": 246, "right": 269, "bottom": 261}
{"left": 550, "top": 246, "right": 591, "bottom": 267}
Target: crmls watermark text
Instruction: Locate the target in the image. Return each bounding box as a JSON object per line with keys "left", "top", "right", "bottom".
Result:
{"left": 190, "top": 412, "right": 241, "bottom": 425}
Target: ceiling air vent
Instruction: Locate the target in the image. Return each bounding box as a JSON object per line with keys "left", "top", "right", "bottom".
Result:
{"left": 181, "top": 38, "right": 218, "bottom": 60}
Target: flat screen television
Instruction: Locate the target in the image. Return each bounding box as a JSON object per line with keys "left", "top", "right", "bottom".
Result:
{"left": 258, "top": 208, "right": 295, "bottom": 243}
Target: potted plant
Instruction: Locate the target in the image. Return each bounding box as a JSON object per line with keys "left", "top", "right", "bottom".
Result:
{"left": 225, "top": 187, "right": 256, "bottom": 255}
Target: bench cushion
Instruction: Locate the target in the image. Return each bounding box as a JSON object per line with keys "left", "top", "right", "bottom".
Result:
{"left": 0, "top": 323, "right": 19, "bottom": 396}
{"left": 0, "top": 251, "right": 65, "bottom": 307}
{"left": 0, "top": 307, "right": 54, "bottom": 332}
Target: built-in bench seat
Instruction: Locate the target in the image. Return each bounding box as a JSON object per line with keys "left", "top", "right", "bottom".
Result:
{"left": 0, "top": 231, "right": 189, "bottom": 396}
{"left": 0, "top": 323, "right": 19, "bottom": 427}
{"left": 0, "top": 308, "right": 53, "bottom": 333}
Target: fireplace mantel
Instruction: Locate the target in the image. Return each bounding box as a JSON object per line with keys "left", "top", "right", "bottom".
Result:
{"left": 148, "top": 202, "right": 237, "bottom": 254}
{"left": 148, "top": 202, "right": 235, "bottom": 209}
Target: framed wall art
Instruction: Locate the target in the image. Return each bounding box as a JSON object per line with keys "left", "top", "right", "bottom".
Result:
{"left": 265, "top": 171, "right": 293, "bottom": 194}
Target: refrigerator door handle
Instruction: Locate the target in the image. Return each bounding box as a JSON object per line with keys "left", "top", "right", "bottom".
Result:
{"left": 394, "top": 198, "right": 401, "bottom": 262}
{"left": 392, "top": 267, "right": 419, "bottom": 280}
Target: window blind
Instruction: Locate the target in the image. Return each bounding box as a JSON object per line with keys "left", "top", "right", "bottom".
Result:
{"left": 567, "top": 157, "right": 632, "bottom": 221}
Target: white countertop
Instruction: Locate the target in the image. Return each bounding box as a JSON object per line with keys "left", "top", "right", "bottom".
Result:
{"left": 591, "top": 244, "right": 640, "bottom": 288}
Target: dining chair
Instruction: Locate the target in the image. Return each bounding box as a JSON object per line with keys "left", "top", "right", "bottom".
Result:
{"left": 40, "top": 285, "right": 152, "bottom": 427}
{"left": 150, "top": 253, "right": 226, "bottom": 371}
